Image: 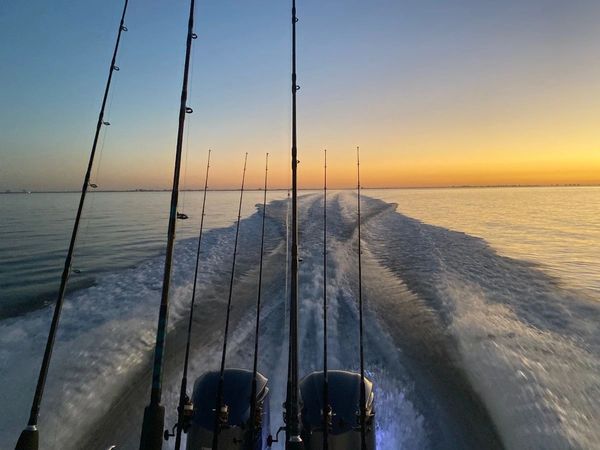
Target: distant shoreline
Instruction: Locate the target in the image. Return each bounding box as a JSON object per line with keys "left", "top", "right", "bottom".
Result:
{"left": 1, "top": 184, "right": 598, "bottom": 194}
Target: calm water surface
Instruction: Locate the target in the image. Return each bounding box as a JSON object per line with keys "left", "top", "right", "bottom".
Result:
{"left": 1, "top": 187, "right": 599, "bottom": 316}
{"left": 0, "top": 191, "right": 288, "bottom": 316}
{"left": 0, "top": 187, "right": 600, "bottom": 315}
{"left": 0, "top": 187, "right": 598, "bottom": 449}
{"left": 370, "top": 187, "right": 600, "bottom": 298}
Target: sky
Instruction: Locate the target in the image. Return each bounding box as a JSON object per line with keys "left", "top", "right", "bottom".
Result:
{"left": 1, "top": 0, "right": 600, "bottom": 190}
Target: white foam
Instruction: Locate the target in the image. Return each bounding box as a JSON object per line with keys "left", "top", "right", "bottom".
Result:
{"left": 445, "top": 277, "right": 600, "bottom": 449}
{"left": 364, "top": 193, "right": 600, "bottom": 449}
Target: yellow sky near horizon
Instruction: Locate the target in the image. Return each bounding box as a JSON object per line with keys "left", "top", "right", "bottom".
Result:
{"left": 3, "top": 0, "right": 600, "bottom": 192}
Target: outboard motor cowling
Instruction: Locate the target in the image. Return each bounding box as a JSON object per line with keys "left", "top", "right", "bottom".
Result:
{"left": 186, "top": 368, "right": 270, "bottom": 450}
{"left": 299, "top": 370, "right": 375, "bottom": 450}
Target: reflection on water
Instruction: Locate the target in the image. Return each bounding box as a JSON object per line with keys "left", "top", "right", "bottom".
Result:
{"left": 0, "top": 191, "right": 288, "bottom": 316}
{"left": 0, "top": 189, "right": 598, "bottom": 449}
{"left": 369, "top": 187, "right": 600, "bottom": 297}
{"left": 2, "top": 187, "right": 599, "bottom": 316}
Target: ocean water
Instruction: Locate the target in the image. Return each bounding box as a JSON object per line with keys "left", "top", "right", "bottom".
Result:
{"left": 0, "top": 188, "right": 598, "bottom": 449}
{"left": 370, "top": 187, "right": 600, "bottom": 297}
{"left": 0, "top": 191, "right": 288, "bottom": 316}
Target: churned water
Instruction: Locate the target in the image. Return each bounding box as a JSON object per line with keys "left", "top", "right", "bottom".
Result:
{"left": 0, "top": 188, "right": 598, "bottom": 449}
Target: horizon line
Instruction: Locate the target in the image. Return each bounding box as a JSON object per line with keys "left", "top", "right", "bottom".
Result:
{"left": 2, "top": 183, "right": 599, "bottom": 194}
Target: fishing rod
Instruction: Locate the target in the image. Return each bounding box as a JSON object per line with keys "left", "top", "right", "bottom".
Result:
{"left": 212, "top": 153, "right": 249, "bottom": 450}
{"left": 286, "top": 0, "right": 302, "bottom": 447}
{"left": 15, "top": 3, "right": 130, "bottom": 449}
{"left": 168, "top": 150, "right": 211, "bottom": 450}
{"left": 322, "top": 149, "right": 330, "bottom": 450}
{"left": 248, "top": 153, "right": 269, "bottom": 447}
{"left": 139, "top": 0, "right": 197, "bottom": 448}
{"left": 356, "top": 146, "right": 367, "bottom": 450}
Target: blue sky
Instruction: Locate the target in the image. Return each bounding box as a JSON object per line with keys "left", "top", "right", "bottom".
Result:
{"left": 1, "top": 0, "right": 600, "bottom": 190}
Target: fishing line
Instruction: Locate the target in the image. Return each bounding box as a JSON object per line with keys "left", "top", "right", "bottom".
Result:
{"left": 285, "top": 0, "right": 302, "bottom": 444}
{"left": 77, "top": 74, "right": 116, "bottom": 271}
{"left": 281, "top": 0, "right": 294, "bottom": 405}
{"left": 283, "top": 0, "right": 293, "bottom": 349}
{"left": 139, "top": 0, "right": 198, "bottom": 447}
{"left": 170, "top": 149, "right": 211, "bottom": 450}
{"left": 180, "top": 45, "right": 196, "bottom": 218}
{"left": 93, "top": 84, "right": 115, "bottom": 186}
{"left": 322, "top": 148, "right": 330, "bottom": 449}
{"left": 72, "top": 31, "right": 120, "bottom": 272}
{"left": 14, "top": 3, "right": 130, "bottom": 449}
{"left": 180, "top": 129, "right": 190, "bottom": 215}
{"left": 212, "top": 152, "right": 248, "bottom": 450}
{"left": 248, "top": 152, "right": 269, "bottom": 447}
{"left": 356, "top": 146, "right": 367, "bottom": 450}
{"left": 284, "top": 186, "right": 290, "bottom": 351}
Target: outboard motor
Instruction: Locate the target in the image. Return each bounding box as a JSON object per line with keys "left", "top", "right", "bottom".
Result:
{"left": 299, "top": 370, "right": 375, "bottom": 450}
{"left": 186, "top": 368, "right": 270, "bottom": 450}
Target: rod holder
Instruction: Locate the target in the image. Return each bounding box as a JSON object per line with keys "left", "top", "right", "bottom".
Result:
{"left": 139, "top": 403, "right": 165, "bottom": 450}
{"left": 15, "top": 426, "right": 38, "bottom": 450}
{"left": 287, "top": 435, "right": 304, "bottom": 449}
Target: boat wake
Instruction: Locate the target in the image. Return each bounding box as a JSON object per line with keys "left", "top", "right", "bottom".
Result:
{"left": 1, "top": 194, "right": 598, "bottom": 449}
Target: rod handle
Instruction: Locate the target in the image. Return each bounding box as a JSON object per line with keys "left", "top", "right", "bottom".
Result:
{"left": 139, "top": 403, "right": 165, "bottom": 450}
{"left": 15, "top": 426, "right": 38, "bottom": 450}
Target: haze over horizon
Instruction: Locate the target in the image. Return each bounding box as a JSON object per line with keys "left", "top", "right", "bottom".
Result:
{"left": 2, "top": 0, "right": 600, "bottom": 191}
